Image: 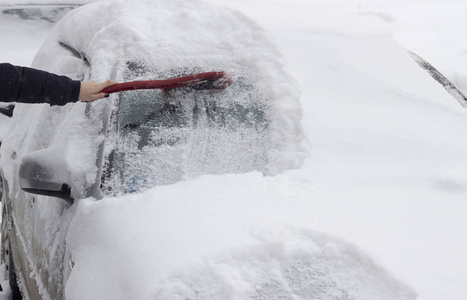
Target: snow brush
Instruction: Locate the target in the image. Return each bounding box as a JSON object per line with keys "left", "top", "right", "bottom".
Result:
{"left": 101, "top": 71, "right": 232, "bottom": 94}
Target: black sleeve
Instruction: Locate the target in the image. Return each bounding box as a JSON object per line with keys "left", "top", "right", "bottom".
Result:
{"left": 0, "top": 63, "right": 81, "bottom": 106}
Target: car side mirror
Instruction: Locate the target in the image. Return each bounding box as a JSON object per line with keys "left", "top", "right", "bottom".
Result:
{"left": 19, "top": 149, "right": 73, "bottom": 204}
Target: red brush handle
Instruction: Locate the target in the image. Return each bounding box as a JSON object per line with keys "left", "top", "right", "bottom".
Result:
{"left": 101, "top": 71, "right": 232, "bottom": 94}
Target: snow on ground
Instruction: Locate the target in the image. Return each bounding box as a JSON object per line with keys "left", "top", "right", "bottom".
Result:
{"left": 1, "top": 0, "right": 467, "bottom": 300}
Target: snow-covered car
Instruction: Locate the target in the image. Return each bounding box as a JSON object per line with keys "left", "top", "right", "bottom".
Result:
{"left": 3, "top": 0, "right": 466, "bottom": 299}
{"left": 0, "top": 0, "right": 305, "bottom": 298}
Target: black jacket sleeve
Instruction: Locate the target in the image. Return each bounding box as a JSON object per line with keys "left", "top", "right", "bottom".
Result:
{"left": 0, "top": 63, "right": 81, "bottom": 106}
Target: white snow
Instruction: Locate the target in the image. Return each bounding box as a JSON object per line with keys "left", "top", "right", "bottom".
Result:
{"left": 0, "top": 2, "right": 83, "bottom": 142}
{"left": 1, "top": 0, "right": 467, "bottom": 300}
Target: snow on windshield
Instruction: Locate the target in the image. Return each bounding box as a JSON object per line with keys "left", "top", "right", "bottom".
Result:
{"left": 25, "top": 0, "right": 307, "bottom": 195}
{"left": 101, "top": 63, "right": 271, "bottom": 194}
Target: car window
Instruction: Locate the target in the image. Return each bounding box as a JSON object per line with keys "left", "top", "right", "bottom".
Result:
{"left": 102, "top": 67, "right": 269, "bottom": 195}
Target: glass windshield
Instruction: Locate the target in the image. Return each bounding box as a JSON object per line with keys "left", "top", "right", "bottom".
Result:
{"left": 102, "top": 68, "right": 269, "bottom": 195}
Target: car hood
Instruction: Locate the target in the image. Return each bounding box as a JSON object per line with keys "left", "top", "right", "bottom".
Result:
{"left": 66, "top": 172, "right": 416, "bottom": 300}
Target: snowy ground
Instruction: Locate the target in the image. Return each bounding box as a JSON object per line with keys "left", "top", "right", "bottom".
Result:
{"left": 1, "top": 0, "right": 467, "bottom": 299}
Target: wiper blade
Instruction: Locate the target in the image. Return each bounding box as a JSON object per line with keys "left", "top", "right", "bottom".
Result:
{"left": 409, "top": 50, "right": 467, "bottom": 108}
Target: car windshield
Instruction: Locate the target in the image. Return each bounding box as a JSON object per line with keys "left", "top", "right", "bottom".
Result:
{"left": 102, "top": 67, "right": 269, "bottom": 195}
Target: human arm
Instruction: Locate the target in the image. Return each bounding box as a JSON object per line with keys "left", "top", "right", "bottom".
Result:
{"left": 0, "top": 63, "right": 117, "bottom": 106}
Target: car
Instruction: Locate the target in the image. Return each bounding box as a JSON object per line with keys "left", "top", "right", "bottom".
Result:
{"left": 0, "top": 0, "right": 306, "bottom": 298}
{"left": 4, "top": 0, "right": 465, "bottom": 299}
